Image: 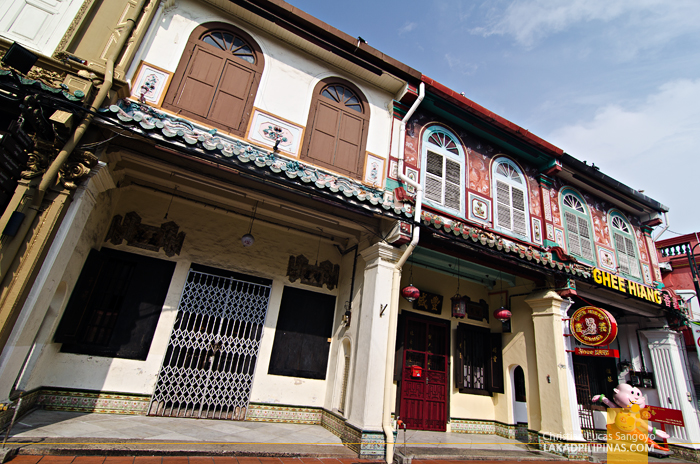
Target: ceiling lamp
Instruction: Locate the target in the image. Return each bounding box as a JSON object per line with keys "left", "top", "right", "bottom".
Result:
{"left": 452, "top": 257, "right": 466, "bottom": 318}
{"left": 241, "top": 202, "right": 257, "bottom": 247}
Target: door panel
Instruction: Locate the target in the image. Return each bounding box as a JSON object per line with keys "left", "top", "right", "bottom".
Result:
{"left": 208, "top": 60, "right": 254, "bottom": 131}
{"left": 399, "top": 316, "right": 448, "bottom": 431}
{"left": 149, "top": 268, "right": 271, "bottom": 420}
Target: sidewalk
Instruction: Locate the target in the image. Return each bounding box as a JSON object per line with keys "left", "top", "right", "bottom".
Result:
{"left": 0, "top": 410, "right": 692, "bottom": 462}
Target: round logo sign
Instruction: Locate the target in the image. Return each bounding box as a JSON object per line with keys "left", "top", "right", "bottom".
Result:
{"left": 570, "top": 306, "right": 618, "bottom": 346}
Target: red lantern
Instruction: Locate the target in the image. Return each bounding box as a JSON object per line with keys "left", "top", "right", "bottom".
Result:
{"left": 493, "top": 306, "right": 512, "bottom": 323}
{"left": 451, "top": 294, "right": 466, "bottom": 318}
{"left": 402, "top": 285, "right": 420, "bottom": 302}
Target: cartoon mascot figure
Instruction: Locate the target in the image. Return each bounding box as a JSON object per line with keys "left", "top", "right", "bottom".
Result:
{"left": 592, "top": 383, "right": 670, "bottom": 452}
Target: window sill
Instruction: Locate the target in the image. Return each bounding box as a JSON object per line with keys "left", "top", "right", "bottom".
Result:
{"left": 457, "top": 387, "right": 492, "bottom": 396}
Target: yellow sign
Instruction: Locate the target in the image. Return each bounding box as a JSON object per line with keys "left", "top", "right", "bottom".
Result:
{"left": 592, "top": 269, "right": 661, "bottom": 305}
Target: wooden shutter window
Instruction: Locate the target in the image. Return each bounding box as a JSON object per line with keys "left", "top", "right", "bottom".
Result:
{"left": 163, "top": 23, "right": 263, "bottom": 137}
{"left": 496, "top": 180, "right": 512, "bottom": 230}
{"left": 302, "top": 80, "right": 369, "bottom": 178}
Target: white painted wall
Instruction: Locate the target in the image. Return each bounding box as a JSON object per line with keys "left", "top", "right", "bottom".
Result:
{"left": 26, "top": 185, "right": 353, "bottom": 409}
{"left": 0, "top": 0, "right": 84, "bottom": 56}
{"left": 132, "top": 0, "right": 394, "bottom": 164}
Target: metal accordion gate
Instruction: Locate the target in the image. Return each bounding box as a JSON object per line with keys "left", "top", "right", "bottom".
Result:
{"left": 149, "top": 268, "right": 271, "bottom": 420}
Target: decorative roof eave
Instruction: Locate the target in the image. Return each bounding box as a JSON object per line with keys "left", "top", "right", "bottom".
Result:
{"left": 0, "top": 69, "right": 85, "bottom": 102}
{"left": 103, "top": 100, "right": 412, "bottom": 219}
{"left": 419, "top": 210, "right": 593, "bottom": 278}
{"left": 420, "top": 209, "right": 688, "bottom": 317}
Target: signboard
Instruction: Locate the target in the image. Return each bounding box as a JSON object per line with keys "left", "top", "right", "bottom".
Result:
{"left": 574, "top": 347, "right": 619, "bottom": 358}
{"left": 592, "top": 268, "right": 662, "bottom": 305}
{"left": 570, "top": 306, "right": 618, "bottom": 346}
{"left": 645, "top": 405, "right": 685, "bottom": 427}
{"left": 413, "top": 291, "right": 443, "bottom": 315}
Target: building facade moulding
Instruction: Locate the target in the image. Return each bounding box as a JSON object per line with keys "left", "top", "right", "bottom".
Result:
{"left": 104, "top": 100, "right": 407, "bottom": 218}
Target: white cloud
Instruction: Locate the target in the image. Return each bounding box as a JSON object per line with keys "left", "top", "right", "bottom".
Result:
{"left": 398, "top": 21, "right": 417, "bottom": 36}
{"left": 445, "top": 53, "right": 478, "bottom": 76}
{"left": 548, "top": 79, "right": 700, "bottom": 233}
{"left": 473, "top": 0, "right": 700, "bottom": 53}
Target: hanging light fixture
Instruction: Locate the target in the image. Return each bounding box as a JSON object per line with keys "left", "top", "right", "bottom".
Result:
{"left": 493, "top": 270, "right": 512, "bottom": 323}
{"left": 452, "top": 257, "right": 466, "bottom": 318}
{"left": 401, "top": 256, "right": 420, "bottom": 302}
{"left": 241, "top": 202, "right": 258, "bottom": 247}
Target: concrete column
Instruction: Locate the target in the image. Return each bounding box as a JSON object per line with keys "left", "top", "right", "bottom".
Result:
{"left": 525, "top": 289, "right": 577, "bottom": 437}
{"left": 0, "top": 163, "right": 115, "bottom": 400}
{"left": 642, "top": 329, "right": 700, "bottom": 448}
{"left": 346, "top": 242, "right": 402, "bottom": 432}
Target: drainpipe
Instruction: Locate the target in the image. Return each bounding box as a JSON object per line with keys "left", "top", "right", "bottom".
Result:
{"left": 383, "top": 82, "right": 425, "bottom": 464}
{"left": 0, "top": 0, "right": 148, "bottom": 282}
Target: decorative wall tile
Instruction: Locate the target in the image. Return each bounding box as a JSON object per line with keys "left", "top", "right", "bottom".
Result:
{"left": 597, "top": 246, "right": 617, "bottom": 272}
{"left": 546, "top": 223, "right": 555, "bottom": 241}
{"left": 247, "top": 108, "right": 303, "bottom": 157}
{"left": 642, "top": 263, "right": 652, "bottom": 285}
{"left": 363, "top": 152, "right": 385, "bottom": 187}
{"left": 532, "top": 217, "right": 543, "bottom": 245}
{"left": 542, "top": 188, "right": 552, "bottom": 221}
{"left": 554, "top": 228, "right": 565, "bottom": 250}
{"left": 38, "top": 389, "right": 150, "bottom": 415}
{"left": 468, "top": 192, "right": 491, "bottom": 224}
{"left": 246, "top": 403, "right": 322, "bottom": 424}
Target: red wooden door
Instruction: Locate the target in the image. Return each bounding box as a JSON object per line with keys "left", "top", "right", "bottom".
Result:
{"left": 399, "top": 316, "right": 448, "bottom": 431}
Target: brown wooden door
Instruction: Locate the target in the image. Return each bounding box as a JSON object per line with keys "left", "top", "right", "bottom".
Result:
{"left": 170, "top": 45, "right": 254, "bottom": 133}
{"left": 399, "top": 316, "right": 448, "bottom": 431}
{"left": 302, "top": 81, "right": 368, "bottom": 178}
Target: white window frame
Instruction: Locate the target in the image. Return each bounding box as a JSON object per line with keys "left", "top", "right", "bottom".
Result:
{"left": 561, "top": 190, "right": 596, "bottom": 264}
{"left": 609, "top": 212, "right": 641, "bottom": 280}
{"left": 420, "top": 126, "right": 465, "bottom": 217}
{"left": 492, "top": 157, "right": 530, "bottom": 241}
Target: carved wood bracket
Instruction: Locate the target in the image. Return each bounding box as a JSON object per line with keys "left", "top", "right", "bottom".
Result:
{"left": 105, "top": 211, "right": 185, "bottom": 257}
{"left": 286, "top": 254, "right": 339, "bottom": 290}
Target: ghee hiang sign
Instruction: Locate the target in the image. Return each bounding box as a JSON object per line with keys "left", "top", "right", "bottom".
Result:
{"left": 591, "top": 269, "right": 665, "bottom": 305}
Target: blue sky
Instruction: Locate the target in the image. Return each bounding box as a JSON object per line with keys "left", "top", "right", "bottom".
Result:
{"left": 290, "top": 0, "right": 700, "bottom": 236}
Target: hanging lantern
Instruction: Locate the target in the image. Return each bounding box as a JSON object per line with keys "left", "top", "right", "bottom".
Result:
{"left": 451, "top": 294, "right": 467, "bottom": 318}
{"left": 493, "top": 306, "right": 512, "bottom": 323}
{"left": 402, "top": 285, "right": 420, "bottom": 302}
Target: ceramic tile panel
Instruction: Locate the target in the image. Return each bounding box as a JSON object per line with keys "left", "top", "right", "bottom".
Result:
{"left": 38, "top": 389, "right": 149, "bottom": 415}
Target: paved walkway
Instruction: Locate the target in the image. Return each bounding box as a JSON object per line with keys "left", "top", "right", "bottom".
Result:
{"left": 6, "top": 456, "right": 588, "bottom": 464}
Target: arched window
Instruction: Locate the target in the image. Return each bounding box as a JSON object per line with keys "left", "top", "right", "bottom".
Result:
{"left": 492, "top": 158, "right": 530, "bottom": 240}
{"left": 301, "top": 78, "right": 369, "bottom": 178}
{"left": 421, "top": 126, "right": 464, "bottom": 215}
{"left": 610, "top": 213, "right": 641, "bottom": 279}
{"left": 163, "top": 23, "right": 264, "bottom": 136}
{"left": 561, "top": 190, "right": 595, "bottom": 264}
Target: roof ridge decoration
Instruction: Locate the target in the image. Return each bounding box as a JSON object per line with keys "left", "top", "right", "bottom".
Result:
{"left": 105, "top": 100, "right": 409, "bottom": 216}
{"left": 420, "top": 210, "right": 591, "bottom": 277}
{"left": 0, "top": 69, "right": 85, "bottom": 101}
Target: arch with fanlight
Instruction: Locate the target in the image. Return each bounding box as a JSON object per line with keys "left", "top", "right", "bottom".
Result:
{"left": 560, "top": 188, "right": 596, "bottom": 265}
{"left": 608, "top": 211, "right": 642, "bottom": 280}
{"left": 491, "top": 157, "right": 530, "bottom": 241}
{"left": 420, "top": 125, "right": 465, "bottom": 217}
{"left": 301, "top": 77, "right": 370, "bottom": 178}
{"left": 163, "top": 22, "right": 264, "bottom": 137}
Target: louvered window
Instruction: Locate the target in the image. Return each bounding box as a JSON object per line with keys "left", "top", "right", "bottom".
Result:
{"left": 611, "top": 215, "right": 641, "bottom": 278}
{"left": 493, "top": 160, "right": 529, "bottom": 239}
{"left": 562, "top": 193, "right": 594, "bottom": 262}
{"left": 421, "top": 129, "right": 464, "bottom": 215}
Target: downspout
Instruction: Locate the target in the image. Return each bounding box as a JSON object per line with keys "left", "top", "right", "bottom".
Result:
{"left": 383, "top": 82, "right": 425, "bottom": 464}
{"left": 0, "top": 0, "right": 149, "bottom": 281}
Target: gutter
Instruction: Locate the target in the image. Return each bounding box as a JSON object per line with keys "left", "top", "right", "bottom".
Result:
{"left": 0, "top": 0, "right": 149, "bottom": 281}
{"left": 383, "top": 81, "right": 424, "bottom": 464}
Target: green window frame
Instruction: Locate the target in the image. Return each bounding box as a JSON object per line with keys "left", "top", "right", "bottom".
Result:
{"left": 492, "top": 157, "right": 530, "bottom": 241}
{"left": 609, "top": 212, "right": 641, "bottom": 280}
{"left": 561, "top": 190, "right": 595, "bottom": 265}
{"left": 421, "top": 126, "right": 465, "bottom": 217}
